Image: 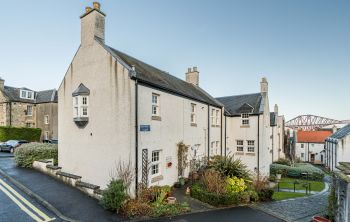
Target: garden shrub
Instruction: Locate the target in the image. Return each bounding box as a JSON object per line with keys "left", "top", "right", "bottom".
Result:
{"left": 151, "top": 202, "right": 190, "bottom": 218}
{"left": 273, "top": 158, "right": 291, "bottom": 166}
{"left": 122, "top": 199, "right": 153, "bottom": 218}
{"left": 0, "top": 126, "right": 41, "bottom": 142}
{"left": 201, "top": 169, "right": 227, "bottom": 194}
{"left": 270, "top": 163, "right": 324, "bottom": 181}
{"left": 226, "top": 176, "right": 247, "bottom": 193}
{"left": 191, "top": 183, "right": 239, "bottom": 206}
{"left": 257, "top": 188, "right": 274, "bottom": 201}
{"left": 211, "top": 156, "right": 250, "bottom": 180}
{"left": 101, "top": 179, "right": 127, "bottom": 212}
{"left": 14, "top": 143, "right": 58, "bottom": 168}
{"left": 247, "top": 190, "right": 259, "bottom": 202}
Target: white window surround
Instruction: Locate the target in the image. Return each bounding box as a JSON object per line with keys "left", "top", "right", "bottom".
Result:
{"left": 211, "top": 108, "right": 221, "bottom": 126}
{"left": 236, "top": 140, "right": 244, "bottom": 152}
{"left": 216, "top": 141, "right": 220, "bottom": 154}
{"left": 301, "top": 144, "right": 304, "bottom": 148}
{"left": 26, "top": 105, "right": 33, "bottom": 116}
{"left": 151, "top": 150, "right": 161, "bottom": 176}
{"left": 44, "top": 115, "right": 49, "bottom": 125}
{"left": 216, "top": 110, "right": 220, "bottom": 126}
{"left": 73, "top": 96, "right": 89, "bottom": 118}
{"left": 241, "top": 113, "right": 250, "bottom": 126}
{"left": 44, "top": 131, "right": 49, "bottom": 140}
{"left": 210, "top": 142, "right": 215, "bottom": 155}
{"left": 20, "top": 90, "right": 35, "bottom": 100}
{"left": 191, "top": 103, "right": 196, "bottom": 124}
{"left": 247, "top": 140, "right": 255, "bottom": 152}
{"left": 152, "top": 93, "right": 160, "bottom": 117}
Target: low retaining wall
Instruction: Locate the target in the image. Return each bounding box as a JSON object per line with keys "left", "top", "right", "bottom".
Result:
{"left": 32, "top": 160, "right": 102, "bottom": 200}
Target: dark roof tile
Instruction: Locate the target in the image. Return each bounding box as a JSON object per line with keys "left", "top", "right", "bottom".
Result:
{"left": 216, "top": 93, "right": 263, "bottom": 116}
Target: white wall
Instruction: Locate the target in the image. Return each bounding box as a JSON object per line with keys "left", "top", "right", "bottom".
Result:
{"left": 295, "top": 142, "right": 325, "bottom": 164}
{"left": 58, "top": 41, "right": 135, "bottom": 190}
{"left": 137, "top": 85, "right": 222, "bottom": 187}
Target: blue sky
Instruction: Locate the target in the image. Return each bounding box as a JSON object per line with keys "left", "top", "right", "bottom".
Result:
{"left": 0, "top": 1, "right": 349, "bottom": 121}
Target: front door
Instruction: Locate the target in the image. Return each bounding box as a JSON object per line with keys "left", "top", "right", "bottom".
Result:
{"left": 310, "top": 154, "right": 315, "bottom": 163}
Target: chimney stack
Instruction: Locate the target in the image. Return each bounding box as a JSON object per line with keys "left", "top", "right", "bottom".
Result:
{"left": 260, "top": 77, "right": 268, "bottom": 95}
{"left": 80, "top": 2, "right": 105, "bottom": 46}
{"left": 274, "top": 104, "right": 278, "bottom": 115}
{"left": 0, "top": 77, "right": 4, "bottom": 91}
{"left": 186, "top": 67, "right": 199, "bottom": 86}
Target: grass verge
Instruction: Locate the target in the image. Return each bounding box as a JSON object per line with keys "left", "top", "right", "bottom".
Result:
{"left": 272, "top": 192, "right": 307, "bottom": 201}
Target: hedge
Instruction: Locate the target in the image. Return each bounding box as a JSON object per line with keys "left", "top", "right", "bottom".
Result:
{"left": 0, "top": 126, "right": 41, "bottom": 142}
{"left": 191, "top": 183, "right": 239, "bottom": 206}
{"left": 14, "top": 143, "right": 58, "bottom": 168}
{"left": 270, "top": 163, "right": 324, "bottom": 181}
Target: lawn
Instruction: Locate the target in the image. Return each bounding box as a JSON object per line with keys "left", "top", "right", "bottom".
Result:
{"left": 277, "top": 177, "right": 325, "bottom": 192}
{"left": 272, "top": 192, "right": 307, "bottom": 201}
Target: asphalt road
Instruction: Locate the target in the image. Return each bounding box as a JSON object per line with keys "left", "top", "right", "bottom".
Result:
{"left": 149, "top": 207, "right": 284, "bottom": 222}
{"left": 0, "top": 153, "right": 58, "bottom": 222}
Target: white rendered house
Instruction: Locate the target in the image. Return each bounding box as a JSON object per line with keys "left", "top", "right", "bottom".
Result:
{"left": 216, "top": 78, "right": 275, "bottom": 176}
{"left": 270, "top": 104, "right": 286, "bottom": 162}
{"left": 325, "top": 124, "right": 350, "bottom": 171}
{"left": 295, "top": 130, "right": 332, "bottom": 164}
{"left": 58, "top": 3, "right": 224, "bottom": 195}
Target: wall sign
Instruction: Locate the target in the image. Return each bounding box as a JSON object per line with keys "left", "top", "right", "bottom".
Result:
{"left": 140, "top": 125, "right": 151, "bottom": 132}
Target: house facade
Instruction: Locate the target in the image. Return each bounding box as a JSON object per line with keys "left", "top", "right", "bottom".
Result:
{"left": 58, "top": 3, "right": 224, "bottom": 194}
{"left": 270, "top": 104, "right": 285, "bottom": 162}
{"left": 295, "top": 130, "right": 332, "bottom": 164}
{"left": 0, "top": 77, "right": 58, "bottom": 141}
{"left": 216, "top": 78, "right": 279, "bottom": 176}
{"left": 325, "top": 124, "right": 350, "bottom": 171}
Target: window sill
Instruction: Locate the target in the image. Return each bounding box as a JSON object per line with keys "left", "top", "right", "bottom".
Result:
{"left": 240, "top": 125, "right": 250, "bottom": 128}
{"left": 245, "top": 152, "right": 256, "bottom": 156}
{"left": 151, "top": 175, "right": 164, "bottom": 183}
{"left": 191, "top": 123, "right": 197, "bottom": 127}
{"left": 211, "top": 125, "right": 221, "bottom": 128}
{"left": 152, "top": 116, "right": 162, "bottom": 121}
{"left": 235, "top": 152, "right": 244, "bottom": 155}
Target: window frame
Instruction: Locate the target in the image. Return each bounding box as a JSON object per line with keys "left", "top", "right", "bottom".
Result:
{"left": 247, "top": 140, "right": 255, "bottom": 153}
{"left": 72, "top": 95, "right": 89, "bottom": 118}
{"left": 241, "top": 113, "right": 250, "bottom": 126}
{"left": 26, "top": 105, "right": 33, "bottom": 116}
{"left": 236, "top": 140, "right": 244, "bottom": 152}
{"left": 191, "top": 103, "right": 196, "bottom": 124}
{"left": 151, "top": 93, "right": 160, "bottom": 117}
{"left": 151, "top": 150, "right": 161, "bottom": 176}
{"left": 44, "top": 115, "right": 49, "bottom": 125}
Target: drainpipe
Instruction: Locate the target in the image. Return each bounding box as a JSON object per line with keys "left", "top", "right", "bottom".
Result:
{"left": 9, "top": 102, "right": 12, "bottom": 126}
{"left": 271, "top": 127, "right": 274, "bottom": 162}
{"left": 134, "top": 68, "right": 139, "bottom": 195}
{"left": 331, "top": 141, "right": 333, "bottom": 171}
{"left": 224, "top": 116, "right": 227, "bottom": 157}
{"left": 335, "top": 141, "right": 338, "bottom": 169}
{"left": 220, "top": 108, "right": 223, "bottom": 156}
{"left": 308, "top": 143, "right": 310, "bottom": 162}
{"left": 207, "top": 105, "right": 210, "bottom": 163}
{"left": 257, "top": 115, "right": 260, "bottom": 178}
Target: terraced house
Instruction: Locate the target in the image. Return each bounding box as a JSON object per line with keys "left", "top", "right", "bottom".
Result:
{"left": 58, "top": 3, "right": 284, "bottom": 195}
{"left": 0, "top": 77, "right": 58, "bottom": 141}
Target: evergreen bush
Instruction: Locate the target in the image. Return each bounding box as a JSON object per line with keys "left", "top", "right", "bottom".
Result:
{"left": 101, "top": 179, "right": 127, "bottom": 212}
{"left": 0, "top": 127, "right": 41, "bottom": 142}
{"left": 14, "top": 143, "right": 58, "bottom": 167}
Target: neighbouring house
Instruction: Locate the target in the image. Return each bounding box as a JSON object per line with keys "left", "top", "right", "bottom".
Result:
{"left": 0, "top": 77, "right": 58, "bottom": 141}
{"left": 270, "top": 104, "right": 285, "bottom": 162}
{"left": 58, "top": 3, "right": 224, "bottom": 195}
{"left": 325, "top": 124, "right": 350, "bottom": 171}
{"left": 216, "top": 78, "right": 281, "bottom": 176}
{"left": 295, "top": 130, "right": 332, "bottom": 164}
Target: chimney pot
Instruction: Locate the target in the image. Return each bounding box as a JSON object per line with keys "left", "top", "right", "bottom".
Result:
{"left": 193, "top": 67, "right": 198, "bottom": 72}
{"left": 85, "top": 7, "right": 92, "bottom": 13}
{"left": 93, "top": 2, "right": 101, "bottom": 10}
{"left": 187, "top": 68, "right": 192, "bottom": 73}
{"left": 185, "top": 67, "right": 199, "bottom": 86}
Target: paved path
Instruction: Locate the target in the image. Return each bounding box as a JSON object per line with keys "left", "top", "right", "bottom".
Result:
{"left": 254, "top": 177, "right": 330, "bottom": 222}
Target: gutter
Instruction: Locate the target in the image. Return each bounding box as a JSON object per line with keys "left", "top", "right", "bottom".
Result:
{"left": 257, "top": 115, "right": 260, "bottom": 178}
{"left": 133, "top": 67, "right": 139, "bottom": 196}
{"left": 207, "top": 104, "right": 210, "bottom": 163}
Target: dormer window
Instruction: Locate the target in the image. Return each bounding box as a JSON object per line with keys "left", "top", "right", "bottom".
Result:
{"left": 72, "top": 84, "right": 90, "bottom": 127}
{"left": 20, "top": 90, "right": 35, "bottom": 100}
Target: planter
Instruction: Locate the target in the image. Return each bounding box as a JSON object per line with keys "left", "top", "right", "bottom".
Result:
{"left": 174, "top": 182, "right": 181, "bottom": 188}
{"left": 179, "top": 177, "right": 185, "bottom": 186}
{"left": 276, "top": 174, "right": 282, "bottom": 180}
{"left": 167, "top": 197, "right": 177, "bottom": 204}
{"left": 312, "top": 216, "right": 330, "bottom": 222}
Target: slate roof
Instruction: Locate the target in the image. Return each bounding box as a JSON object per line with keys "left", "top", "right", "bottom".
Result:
{"left": 216, "top": 93, "right": 263, "bottom": 116}
{"left": 2, "top": 86, "right": 57, "bottom": 104}
{"left": 72, "top": 83, "right": 90, "bottom": 96}
{"left": 98, "top": 42, "right": 223, "bottom": 107}
{"left": 270, "top": 112, "right": 277, "bottom": 126}
{"left": 297, "top": 130, "right": 332, "bottom": 143}
{"left": 329, "top": 124, "right": 350, "bottom": 139}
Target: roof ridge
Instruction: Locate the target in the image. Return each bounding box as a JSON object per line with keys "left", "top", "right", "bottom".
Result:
{"left": 216, "top": 92, "right": 261, "bottom": 99}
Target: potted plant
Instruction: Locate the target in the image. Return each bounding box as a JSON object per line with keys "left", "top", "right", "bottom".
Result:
{"left": 276, "top": 169, "right": 282, "bottom": 180}
{"left": 167, "top": 196, "right": 177, "bottom": 204}
{"left": 179, "top": 177, "right": 185, "bottom": 186}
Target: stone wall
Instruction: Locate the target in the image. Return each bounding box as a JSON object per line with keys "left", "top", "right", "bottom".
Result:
{"left": 36, "top": 103, "right": 58, "bottom": 141}
{"left": 9, "top": 102, "right": 36, "bottom": 128}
